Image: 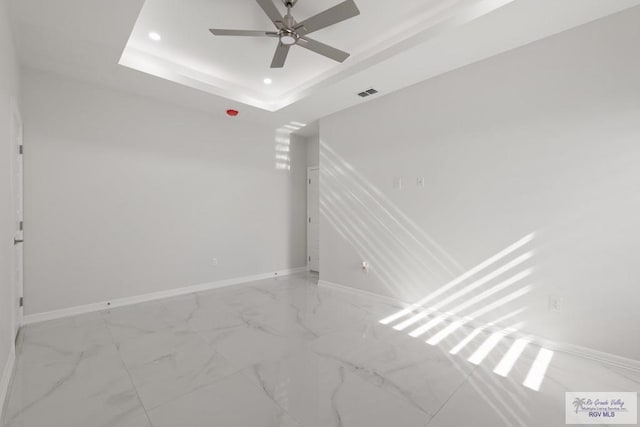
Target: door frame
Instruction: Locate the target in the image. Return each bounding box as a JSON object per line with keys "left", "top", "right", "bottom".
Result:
{"left": 306, "top": 167, "right": 319, "bottom": 272}
{"left": 10, "top": 97, "right": 24, "bottom": 337}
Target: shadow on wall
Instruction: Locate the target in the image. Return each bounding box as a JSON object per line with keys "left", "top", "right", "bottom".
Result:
{"left": 320, "top": 140, "right": 556, "bottom": 423}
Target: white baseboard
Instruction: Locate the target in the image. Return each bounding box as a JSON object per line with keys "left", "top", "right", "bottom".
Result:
{"left": 0, "top": 346, "right": 16, "bottom": 423}
{"left": 319, "top": 279, "right": 404, "bottom": 309}
{"left": 23, "top": 267, "right": 308, "bottom": 326}
{"left": 318, "top": 279, "right": 640, "bottom": 373}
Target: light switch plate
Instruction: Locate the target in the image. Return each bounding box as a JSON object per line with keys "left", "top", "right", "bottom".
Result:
{"left": 393, "top": 176, "right": 402, "bottom": 190}
{"left": 548, "top": 295, "right": 563, "bottom": 312}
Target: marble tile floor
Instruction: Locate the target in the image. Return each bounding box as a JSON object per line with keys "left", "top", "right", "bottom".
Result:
{"left": 2, "top": 273, "right": 638, "bottom": 427}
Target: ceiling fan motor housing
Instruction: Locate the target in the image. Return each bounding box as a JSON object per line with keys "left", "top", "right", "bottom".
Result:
{"left": 280, "top": 7, "right": 299, "bottom": 45}
{"left": 280, "top": 31, "right": 298, "bottom": 45}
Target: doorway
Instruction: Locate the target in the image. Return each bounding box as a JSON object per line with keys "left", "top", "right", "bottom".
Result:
{"left": 11, "top": 99, "right": 24, "bottom": 338}
{"left": 307, "top": 167, "right": 319, "bottom": 272}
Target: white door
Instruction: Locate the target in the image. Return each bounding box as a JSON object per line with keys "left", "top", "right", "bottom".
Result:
{"left": 307, "top": 168, "right": 319, "bottom": 272}
{"left": 11, "top": 100, "right": 24, "bottom": 337}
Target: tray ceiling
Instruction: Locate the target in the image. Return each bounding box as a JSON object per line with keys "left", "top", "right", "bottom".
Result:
{"left": 120, "top": 0, "right": 511, "bottom": 111}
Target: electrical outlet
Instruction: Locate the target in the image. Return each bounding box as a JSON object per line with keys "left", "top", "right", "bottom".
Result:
{"left": 361, "top": 261, "right": 369, "bottom": 273}
{"left": 212, "top": 258, "right": 218, "bottom": 266}
{"left": 548, "top": 295, "right": 563, "bottom": 312}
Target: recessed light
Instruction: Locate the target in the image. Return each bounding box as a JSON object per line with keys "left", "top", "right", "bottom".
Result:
{"left": 263, "top": 78, "right": 273, "bottom": 85}
{"left": 148, "top": 32, "right": 161, "bottom": 41}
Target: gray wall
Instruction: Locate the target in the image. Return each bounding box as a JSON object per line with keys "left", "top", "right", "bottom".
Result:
{"left": 22, "top": 69, "right": 307, "bottom": 315}
{"left": 319, "top": 8, "right": 640, "bottom": 360}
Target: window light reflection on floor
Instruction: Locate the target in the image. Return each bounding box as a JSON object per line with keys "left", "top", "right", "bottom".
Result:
{"left": 468, "top": 324, "right": 522, "bottom": 365}
{"left": 493, "top": 338, "right": 531, "bottom": 377}
{"left": 523, "top": 348, "right": 554, "bottom": 391}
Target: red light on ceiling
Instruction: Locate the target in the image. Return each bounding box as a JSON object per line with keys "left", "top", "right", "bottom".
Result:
{"left": 226, "top": 109, "right": 239, "bottom": 117}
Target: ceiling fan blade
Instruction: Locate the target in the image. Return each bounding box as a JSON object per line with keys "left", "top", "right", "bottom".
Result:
{"left": 271, "top": 43, "right": 291, "bottom": 68}
{"left": 298, "top": 37, "right": 350, "bottom": 63}
{"left": 256, "top": 0, "right": 284, "bottom": 28}
{"left": 296, "top": 0, "right": 360, "bottom": 36}
{"left": 209, "top": 29, "right": 278, "bottom": 37}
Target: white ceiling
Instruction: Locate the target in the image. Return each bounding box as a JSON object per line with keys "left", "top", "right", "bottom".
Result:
{"left": 121, "top": 0, "right": 509, "bottom": 111}
{"left": 9, "top": 0, "right": 640, "bottom": 132}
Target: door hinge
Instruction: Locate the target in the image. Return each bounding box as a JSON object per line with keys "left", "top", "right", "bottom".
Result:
{"left": 19, "top": 297, "right": 23, "bottom": 307}
{"left": 19, "top": 220, "right": 23, "bottom": 231}
{"left": 308, "top": 217, "right": 311, "bottom": 223}
{"left": 308, "top": 179, "right": 311, "bottom": 184}
{"left": 19, "top": 145, "right": 23, "bottom": 155}
{"left": 308, "top": 256, "right": 311, "bottom": 262}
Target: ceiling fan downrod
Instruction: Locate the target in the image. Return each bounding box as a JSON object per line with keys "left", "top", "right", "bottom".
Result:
{"left": 282, "top": 2, "right": 296, "bottom": 30}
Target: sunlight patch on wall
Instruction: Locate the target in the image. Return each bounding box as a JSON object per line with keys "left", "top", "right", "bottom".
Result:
{"left": 380, "top": 233, "right": 534, "bottom": 325}
{"left": 274, "top": 122, "right": 305, "bottom": 171}
{"left": 394, "top": 255, "right": 533, "bottom": 332}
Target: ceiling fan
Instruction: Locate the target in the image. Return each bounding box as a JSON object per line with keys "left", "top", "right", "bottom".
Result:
{"left": 209, "top": 0, "right": 360, "bottom": 68}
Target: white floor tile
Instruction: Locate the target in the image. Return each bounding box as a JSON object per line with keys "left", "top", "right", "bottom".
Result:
{"left": 3, "top": 273, "right": 638, "bottom": 427}
{"left": 116, "top": 326, "right": 239, "bottom": 410}
{"left": 4, "top": 342, "right": 148, "bottom": 427}
{"left": 147, "top": 373, "right": 301, "bottom": 427}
